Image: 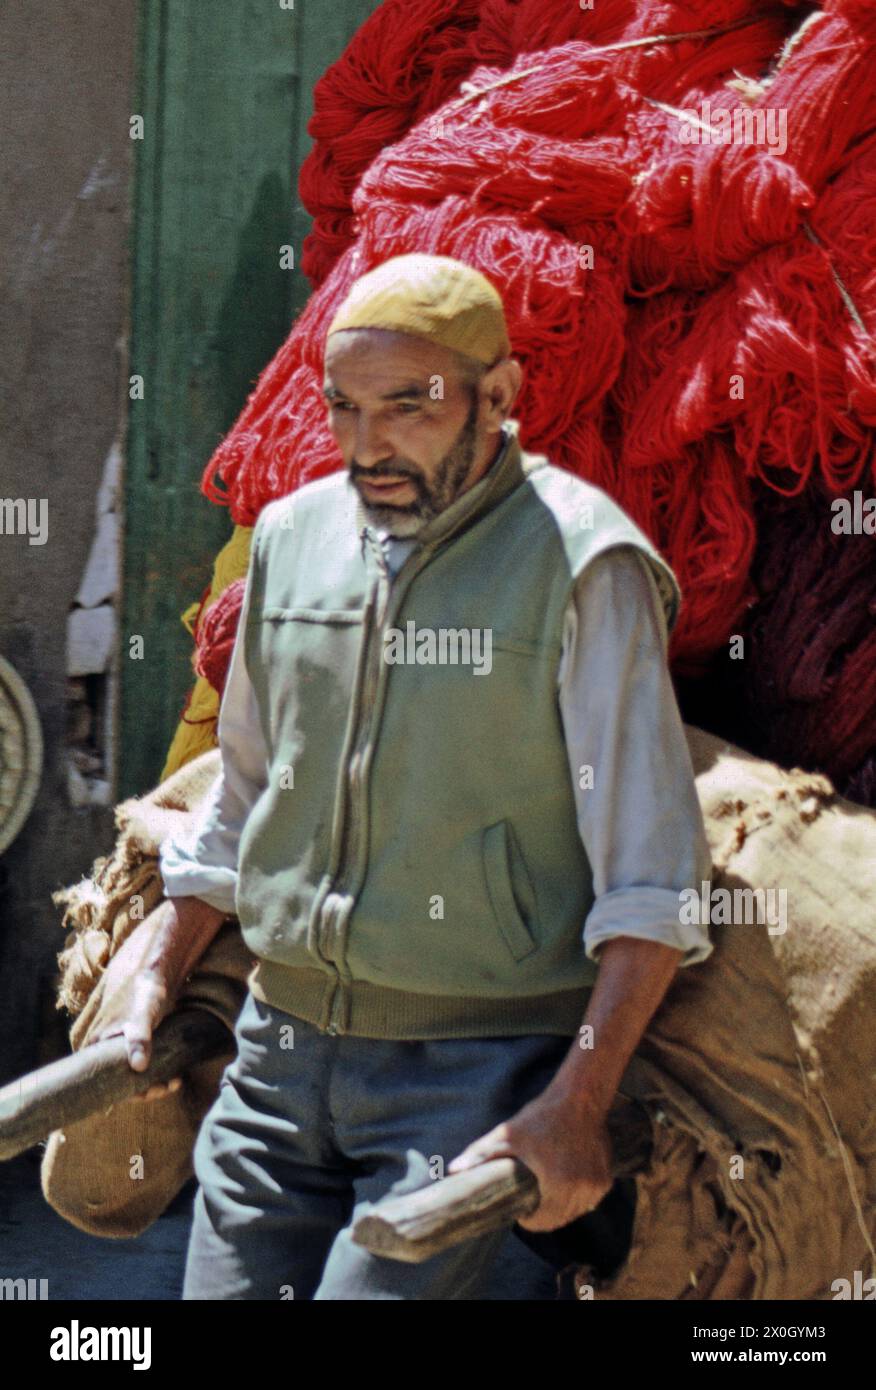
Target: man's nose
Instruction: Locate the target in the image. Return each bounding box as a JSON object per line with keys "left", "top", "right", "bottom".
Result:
{"left": 352, "top": 414, "right": 395, "bottom": 469}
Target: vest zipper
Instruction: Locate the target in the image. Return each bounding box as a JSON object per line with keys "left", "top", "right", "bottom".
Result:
{"left": 321, "top": 533, "right": 441, "bottom": 1034}
{"left": 319, "top": 578, "right": 380, "bottom": 1035}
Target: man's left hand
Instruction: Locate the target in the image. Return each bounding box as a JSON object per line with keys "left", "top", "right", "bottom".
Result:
{"left": 446, "top": 1089, "right": 614, "bottom": 1232}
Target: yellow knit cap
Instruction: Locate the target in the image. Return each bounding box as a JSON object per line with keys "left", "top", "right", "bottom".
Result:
{"left": 326, "top": 253, "right": 511, "bottom": 367}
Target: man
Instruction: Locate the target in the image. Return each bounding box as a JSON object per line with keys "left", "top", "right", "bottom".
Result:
{"left": 98, "top": 253, "right": 712, "bottom": 1299}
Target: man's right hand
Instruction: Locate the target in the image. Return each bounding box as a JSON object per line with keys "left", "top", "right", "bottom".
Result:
{"left": 89, "top": 895, "right": 229, "bottom": 1103}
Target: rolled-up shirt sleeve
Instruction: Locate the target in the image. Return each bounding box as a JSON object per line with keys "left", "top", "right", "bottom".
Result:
{"left": 158, "top": 535, "right": 268, "bottom": 915}
{"left": 558, "top": 546, "right": 713, "bottom": 966}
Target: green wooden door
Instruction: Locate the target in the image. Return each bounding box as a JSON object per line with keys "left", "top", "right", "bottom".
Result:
{"left": 121, "top": 0, "right": 381, "bottom": 797}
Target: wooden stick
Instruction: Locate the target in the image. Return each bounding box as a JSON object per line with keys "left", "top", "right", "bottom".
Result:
{"left": 354, "top": 1156, "right": 540, "bottom": 1261}
{"left": 803, "top": 222, "right": 872, "bottom": 345}
{"left": 444, "top": 18, "right": 753, "bottom": 118}
{"left": 352, "top": 1097, "right": 652, "bottom": 1263}
{"left": 0, "top": 1008, "right": 230, "bottom": 1160}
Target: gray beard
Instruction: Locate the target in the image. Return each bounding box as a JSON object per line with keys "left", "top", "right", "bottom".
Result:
{"left": 352, "top": 394, "right": 480, "bottom": 539}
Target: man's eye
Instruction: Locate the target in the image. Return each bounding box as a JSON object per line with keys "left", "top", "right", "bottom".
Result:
{"left": 330, "top": 400, "right": 356, "bottom": 412}
{"left": 395, "top": 402, "right": 420, "bottom": 414}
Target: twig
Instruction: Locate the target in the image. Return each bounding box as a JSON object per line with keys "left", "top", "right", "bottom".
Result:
{"left": 774, "top": 10, "right": 827, "bottom": 76}
{"left": 444, "top": 18, "right": 754, "bottom": 116}
{"left": 641, "top": 94, "right": 725, "bottom": 140}
{"left": 803, "top": 223, "right": 872, "bottom": 344}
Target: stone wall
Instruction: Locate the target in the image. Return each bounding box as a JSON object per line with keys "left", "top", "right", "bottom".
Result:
{"left": 0, "top": 1, "right": 137, "bottom": 1080}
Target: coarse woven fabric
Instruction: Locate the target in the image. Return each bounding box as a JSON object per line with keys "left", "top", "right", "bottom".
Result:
{"left": 582, "top": 727, "right": 876, "bottom": 1300}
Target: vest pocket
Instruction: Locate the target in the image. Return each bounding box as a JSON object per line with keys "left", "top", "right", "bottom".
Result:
{"left": 481, "top": 819, "right": 539, "bottom": 962}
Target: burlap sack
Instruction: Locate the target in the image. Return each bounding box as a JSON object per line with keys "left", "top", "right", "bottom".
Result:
{"left": 41, "top": 750, "right": 254, "bottom": 1238}
{"left": 578, "top": 728, "right": 876, "bottom": 1300}
{"left": 51, "top": 750, "right": 226, "bottom": 1016}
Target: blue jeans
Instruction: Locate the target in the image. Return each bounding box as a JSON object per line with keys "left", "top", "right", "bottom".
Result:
{"left": 183, "top": 990, "right": 577, "bottom": 1300}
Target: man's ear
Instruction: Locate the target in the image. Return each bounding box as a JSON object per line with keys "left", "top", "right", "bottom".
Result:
{"left": 480, "top": 358, "right": 523, "bottom": 430}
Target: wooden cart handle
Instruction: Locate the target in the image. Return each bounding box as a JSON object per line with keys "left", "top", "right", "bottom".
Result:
{"left": 0, "top": 1007, "right": 230, "bottom": 1160}
{"left": 352, "top": 1099, "right": 651, "bottom": 1263}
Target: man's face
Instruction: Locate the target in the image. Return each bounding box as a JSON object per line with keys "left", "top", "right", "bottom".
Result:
{"left": 323, "top": 329, "right": 489, "bottom": 538}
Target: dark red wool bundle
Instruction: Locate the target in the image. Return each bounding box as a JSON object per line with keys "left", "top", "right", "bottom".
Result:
{"left": 197, "top": 0, "right": 876, "bottom": 800}
{"left": 707, "top": 486, "right": 876, "bottom": 802}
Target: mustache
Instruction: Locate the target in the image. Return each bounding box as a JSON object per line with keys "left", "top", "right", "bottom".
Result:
{"left": 350, "top": 463, "right": 421, "bottom": 483}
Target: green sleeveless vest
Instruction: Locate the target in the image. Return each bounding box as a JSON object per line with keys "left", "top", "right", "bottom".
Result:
{"left": 237, "top": 423, "right": 681, "bottom": 1038}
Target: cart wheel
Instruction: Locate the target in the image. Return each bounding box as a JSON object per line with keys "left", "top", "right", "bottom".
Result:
{"left": 0, "top": 654, "right": 43, "bottom": 855}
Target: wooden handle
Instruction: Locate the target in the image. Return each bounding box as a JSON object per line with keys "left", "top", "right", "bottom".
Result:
{"left": 352, "top": 1098, "right": 651, "bottom": 1263}
{"left": 353, "top": 1156, "right": 540, "bottom": 1263}
{"left": 0, "top": 1008, "right": 231, "bottom": 1160}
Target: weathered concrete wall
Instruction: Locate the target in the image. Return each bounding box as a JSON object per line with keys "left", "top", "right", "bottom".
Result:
{"left": 0, "top": 2, "right": 137, "bottom": 1081}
